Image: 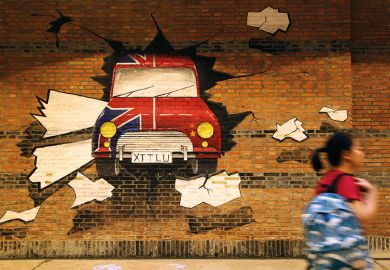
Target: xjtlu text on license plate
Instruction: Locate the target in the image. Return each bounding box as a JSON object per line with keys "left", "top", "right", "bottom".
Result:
{"left": 131, "top": 152, "right": 172, "bottom": 163}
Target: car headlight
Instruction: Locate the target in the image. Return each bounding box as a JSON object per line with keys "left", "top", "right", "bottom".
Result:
{"left": 100, "top": 122, "right": 117, "bottom": 138}
{"left": 197, "top": 122, "right": 214, "bottom": 139}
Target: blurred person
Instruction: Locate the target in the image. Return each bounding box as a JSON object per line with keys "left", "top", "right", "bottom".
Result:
{"left": 303, "top": 132, "right": 378, "bottom": 269}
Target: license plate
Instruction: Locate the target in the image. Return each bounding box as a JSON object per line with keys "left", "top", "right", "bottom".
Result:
{"left": 131, "top": 152, "right": 172, "bottom": 163}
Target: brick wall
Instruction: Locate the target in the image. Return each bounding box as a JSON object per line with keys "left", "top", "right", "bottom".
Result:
{"left": 351, "top": 0, "right": 390, "bottom": 130}
{"left": 0, "top": 0, "right": 389, "bottom": 258}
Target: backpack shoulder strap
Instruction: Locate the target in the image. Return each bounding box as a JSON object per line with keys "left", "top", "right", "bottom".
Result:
{"left": 325, "top": 173, "right": 353, "bottom": 193}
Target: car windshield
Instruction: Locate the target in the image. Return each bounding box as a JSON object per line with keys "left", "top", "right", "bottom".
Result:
{"left": 112, "top": 68, "right": 198, "bottom": 97}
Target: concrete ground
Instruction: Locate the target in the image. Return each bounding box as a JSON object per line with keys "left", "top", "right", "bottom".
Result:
{"left": 0, "top": 259, "right": 389, "bottom": 270}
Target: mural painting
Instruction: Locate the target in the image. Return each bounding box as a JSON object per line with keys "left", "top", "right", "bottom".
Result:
{"left": 0, "top": 2, "right": 356, "bottom": 243}
{"left": 92, "top": 53, "right": 222, "bottom": 176}
{"left": 3, "top": 5, "right": 266, "bottom": 235}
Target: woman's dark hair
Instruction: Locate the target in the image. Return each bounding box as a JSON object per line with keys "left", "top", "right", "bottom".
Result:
{"left": 311, "top": 132, "right": 354, "bottom": 171}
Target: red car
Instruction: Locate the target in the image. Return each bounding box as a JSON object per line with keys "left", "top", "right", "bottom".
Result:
{"left": 92, "top": 53, "right": 221, "bottom": 176}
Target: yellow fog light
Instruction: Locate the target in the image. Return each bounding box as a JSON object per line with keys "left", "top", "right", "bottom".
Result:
{"left": 100, "top": 122, "right": 117, "bottom": 138}
{"left": 202, "top": 141, "right": 208, "bottom": 148}
{"left": 197, "top": 122, "right": 214, "bottom": 139}
{"left": 104, "top": 141, "right": 110, "bottom": 148}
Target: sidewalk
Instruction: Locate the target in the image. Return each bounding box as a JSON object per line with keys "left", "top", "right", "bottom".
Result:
{"left": 0, "top": 259, "right": 389, "bottom": 270}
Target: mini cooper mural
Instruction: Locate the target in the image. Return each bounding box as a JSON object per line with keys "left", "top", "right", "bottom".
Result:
{"left": 92, "top": 53, "right": 222, "bottom": 176}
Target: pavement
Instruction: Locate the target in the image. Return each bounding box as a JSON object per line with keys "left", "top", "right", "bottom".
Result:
{"left": 0, "top": 259, "right": 389, "bottom": 270}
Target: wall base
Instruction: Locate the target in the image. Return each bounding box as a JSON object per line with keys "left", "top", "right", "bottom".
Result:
{"left": 0, "top": 237, "right": 389, "bottom": 259}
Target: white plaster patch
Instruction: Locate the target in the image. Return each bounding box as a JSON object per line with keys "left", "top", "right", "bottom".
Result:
{"left": 319, "top": 106, "right": 348, "bottom": 122}
{"left": 272, "top": 118, "right": 307, "bottom": 142}
{"left": 247, "top": 7, "right": 290, "bottom": 34}
{"left": 33, "top": 90, "right": 107, "bottom": 138}
{"left": 0, "top": 206, "right": 40, "bottom": 223}
{"left": 29, "top": 139, "right": 94, "bottom": 189}
{"left": 68, "top": 173, "right": 114, "bottom": 208}
{"left": 175, "top": 171, "right": 241, "bottom": 208}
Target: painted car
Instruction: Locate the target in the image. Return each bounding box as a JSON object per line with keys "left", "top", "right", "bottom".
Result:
{"left": 92, "top": 53, "right": 221, "bottom": 176}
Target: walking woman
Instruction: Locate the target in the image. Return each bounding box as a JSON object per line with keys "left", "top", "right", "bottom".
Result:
{"left": 303, "top": 132, "right": 378, "bottom": 269}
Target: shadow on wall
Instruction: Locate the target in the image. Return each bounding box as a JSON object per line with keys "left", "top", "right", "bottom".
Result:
{"left": 0, "top": 227, "right": 28, "bottom": 239}
{"left": 187, "top": 206, "right": 255, "bottom": 234}
{"left": 275, "top": 122, "right": 339, "bottom": 164}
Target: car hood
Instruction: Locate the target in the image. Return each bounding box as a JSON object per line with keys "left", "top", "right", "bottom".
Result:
{"left": 105, "top": 97, "right": 220, "bottom": 131}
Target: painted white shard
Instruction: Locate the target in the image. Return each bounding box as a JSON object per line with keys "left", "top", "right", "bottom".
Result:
{"left": 0, "top": 206, "right": 40, "bottom": 223}
{"left": 273, "top": 118, "right": 307, "bottom": 142}
{"left": 29, "top": 139, "right": 94, "bottom": 189}
{"left": 175, "top": 177, "right": 205, "bottom": 208}
{"left": 175, "top": 171, "right": 241, "bottom": 208}
{"left": 247, "top": 7, "right": 290, "bottom": 34}
{"left": 33, "top": 90, "right": 107, "bottom": 138}
{"left": 68, "top": 173, "right": 114, "bottom": 208}
{"left": 319, "top": 106, "right": 348, "bottom": 122}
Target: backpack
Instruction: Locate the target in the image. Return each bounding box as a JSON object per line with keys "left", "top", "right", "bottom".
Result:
{"left": 302, "top": 173, "right": 367, "bottom": 254}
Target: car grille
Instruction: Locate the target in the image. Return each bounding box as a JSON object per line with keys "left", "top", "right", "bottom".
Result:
{"left": 116, "top": 131, "right": 194, "bottom": 153}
